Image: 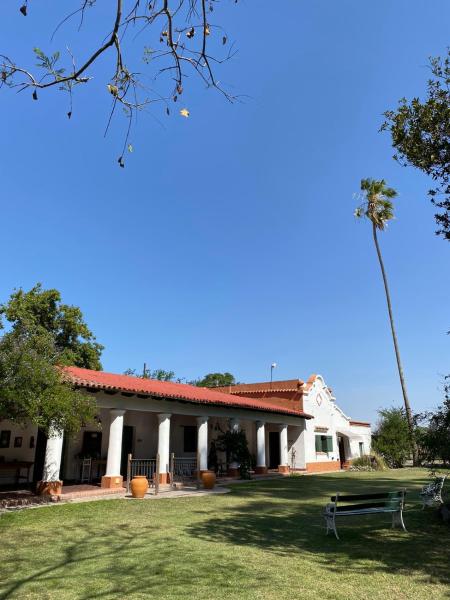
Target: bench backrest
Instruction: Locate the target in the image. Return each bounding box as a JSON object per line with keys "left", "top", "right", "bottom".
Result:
{"left": 423, "top": 476, "right": 446, "bottom": 496}
{"left": 330, "top": 490, "right": 406, "bottom": 512}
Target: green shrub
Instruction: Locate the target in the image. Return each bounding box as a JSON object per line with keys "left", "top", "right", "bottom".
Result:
{"left": 372, "top": 407, "right": 411, "bottom": 468}
{"left": 350, "top": 453, "right": 388, "bottom": 472}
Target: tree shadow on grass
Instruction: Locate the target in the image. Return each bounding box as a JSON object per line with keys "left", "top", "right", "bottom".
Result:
{"left": 187, "top": 473, "right": 450, "bottom": 588}
{"left": 0, "top": 507, "right": 264, "bottom": 600}
{"left": 1, "top": 472, "right": 446, "bottom": 598}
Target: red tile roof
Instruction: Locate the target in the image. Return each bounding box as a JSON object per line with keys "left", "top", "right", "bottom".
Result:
{"left": 349, "top": 420, "right": 371, "bottom": 428}
{"left": 63, "top": 367, "right": 313, "bottom": 419}
{"left": 216, "top": 379, "right": 304, "bottom": 395}
{"left": 303, "top": 374, "right": 318, "bottom": 391}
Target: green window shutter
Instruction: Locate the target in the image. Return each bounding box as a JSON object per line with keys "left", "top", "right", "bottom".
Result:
{"left": 326, "top": 436, "right": 333, "bottom": 453}
{"left": 315, "top": 435, "right": 322, "bottom": 451}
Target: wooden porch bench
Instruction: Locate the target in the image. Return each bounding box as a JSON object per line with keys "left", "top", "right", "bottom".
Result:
{"left": 324, "top": 490, "right": 407, "bottom": 539}
{"left": 0, "top": 461, "right": 34, "bottom": 486}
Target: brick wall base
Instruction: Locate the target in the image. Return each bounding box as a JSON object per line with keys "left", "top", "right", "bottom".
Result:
{"left": 101, "top": 475, "right": 124, "bottom": 489}
{"left": 158, "top": 473, "right": 170, "bottom": 484}
{"left": 278, "top": 465, "right": 290, "bottom": 474}
{"left": 306, "top": 461, "right": 341, "bottom": 473}
{"left": 36, "top": 480, "right": 63, "bottom": 496}
{"left": 255, "top": 466, "right": 268, "bottom": 474}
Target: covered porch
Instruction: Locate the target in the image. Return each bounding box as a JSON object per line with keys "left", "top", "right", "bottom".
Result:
{"left": 39, "top": 399, "right": 308, "bottom": 495}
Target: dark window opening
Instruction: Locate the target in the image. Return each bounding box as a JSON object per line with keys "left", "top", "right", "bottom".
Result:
{"left": 81, "top": 431, "right": 102, "bottom": 459}
{"left": 183, "top": 426, "right": 197, "bottom": 453}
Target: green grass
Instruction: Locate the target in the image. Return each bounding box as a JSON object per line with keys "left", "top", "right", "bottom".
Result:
{"left": 1, "top": 469, "right": 449, "bottom": 600}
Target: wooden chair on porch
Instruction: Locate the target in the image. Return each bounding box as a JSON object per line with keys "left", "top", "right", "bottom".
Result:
{"left": 80, "top": 458, "right": 92, "bottom": 484}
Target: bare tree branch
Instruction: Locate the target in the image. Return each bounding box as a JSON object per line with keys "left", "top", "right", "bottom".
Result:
{"left": 0, "top": 0, "right": 239, "bottom": 165}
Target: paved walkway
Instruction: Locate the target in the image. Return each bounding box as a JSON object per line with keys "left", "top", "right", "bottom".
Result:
{"left": 126, "top": 485, "right": 231, "bottom": 501}
{"left": 63, "top": 484, "right": 231, "bottom": 503}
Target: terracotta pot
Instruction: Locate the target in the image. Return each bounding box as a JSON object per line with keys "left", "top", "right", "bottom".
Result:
{"left": 201, "top": 470, "right": 216, "bottom": 490}
{"left": 130, "top": 475, "right": 148, "bottom": 498}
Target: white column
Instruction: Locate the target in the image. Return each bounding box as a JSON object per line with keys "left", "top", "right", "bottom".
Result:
{"left": 280, "top": 424, "right": 289, "bottom": 467}
{"left": 42, "top": 428, "right": 64, "bottom": 482}
{"left": 105, "top": 409, "right": 125, "bottom": 477}
{"left": 229, "top": 418, "right": 240, "bottom": 432}
{"left": 197, "top": 416, "right": 209, "bottom": 471}
{"left": 256, "top": 421, "right": 267, "bottom": 472}
{"left": 157, "top": 413, "right": 171, "bottom": 476}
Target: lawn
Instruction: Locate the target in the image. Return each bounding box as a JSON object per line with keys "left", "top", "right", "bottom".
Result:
{"left": 0, "top": 469, "right": 449, "bottom": 600}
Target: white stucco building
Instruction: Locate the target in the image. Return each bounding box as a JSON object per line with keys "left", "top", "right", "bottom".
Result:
{"left": 0, "top": 368, "right": 370, "bottom": 493}
{"left": 218, "top": 374, "right": 371, "bottom": 473}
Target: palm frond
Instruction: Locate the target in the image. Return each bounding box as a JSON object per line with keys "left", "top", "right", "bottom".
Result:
{"left": 356, "top": 177, "right": 397, "bottom": 230}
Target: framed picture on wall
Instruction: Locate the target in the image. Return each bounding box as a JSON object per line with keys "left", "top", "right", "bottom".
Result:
{"left": 0, "top": 430, "right": 11, "bottom": 448}
{"left": 14, "top": 436, "right": 23, "bottom": 448}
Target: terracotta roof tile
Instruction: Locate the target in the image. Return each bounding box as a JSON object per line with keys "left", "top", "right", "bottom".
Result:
{"left": 63, "top": 367, "right": 313, "bottom": 419}
{"left": 303, "top": 374, "right": 318, "bottom": 391}
{"left": 216, "top": 379, "right": 304, "bottom": 395}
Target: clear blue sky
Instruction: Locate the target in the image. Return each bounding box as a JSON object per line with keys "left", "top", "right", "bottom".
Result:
{"left": 1, "top": 1, "right": 449, "bottom": 423}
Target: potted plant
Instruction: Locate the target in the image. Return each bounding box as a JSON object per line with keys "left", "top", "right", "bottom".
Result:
{"left": 216, "top": 430, "right": 252, "bottom": 479}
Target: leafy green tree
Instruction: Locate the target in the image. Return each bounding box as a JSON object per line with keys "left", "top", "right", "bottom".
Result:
{"left": 0, "top": 330, "right": 96, "bottom": 434}
{"left": 355, "top": 178, "right": 418, "bottom": 465}
{"left": 194, "top": 372, "right": 237, "bottom": 388}
{"left": 0, "top": 283, "right": 103, "bottom": 370}
{"left": 417, "top": 376, "right": 450, "bottom": 464}
{"left": 372, "top": 407, "right": 411, "bottom": 468}
{"left": 124, "top": 367, "right": 179, "bottom": 382}
{"left": 382, "top": 50, "right": 450, "bottom": 240}
{"left": 0, "top": 284, "right": 101, "bottom": 433}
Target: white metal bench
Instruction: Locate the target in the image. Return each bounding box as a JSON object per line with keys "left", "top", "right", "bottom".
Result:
{"left": 324, "top": 490, "right": 407, "bottom": 539}
{"left": 420, "top": 476, "right": 446, "bottom": 509}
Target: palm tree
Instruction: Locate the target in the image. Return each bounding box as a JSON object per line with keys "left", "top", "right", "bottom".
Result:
{"left": 355, "top": 178, "right": 418, "bottom": 465}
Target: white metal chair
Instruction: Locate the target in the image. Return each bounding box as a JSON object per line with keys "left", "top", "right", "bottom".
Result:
{"left": 420, "top": 475, "right": 446, "bottom": 508}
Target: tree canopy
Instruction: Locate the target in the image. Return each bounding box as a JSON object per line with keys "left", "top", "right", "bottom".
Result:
{"left": 416, "top": 376, "right": 450, "bottom": 465}
{"left": 382, "top": 50, "right": 450, "bottom": 241}
{"left": 0, "top": 328, "right": 96, "bottom": 435}
{"left": 194, "top": 372, "right": 236, "bottom": 388}
{"left": 0, "top": 284, "right": 102, "bottom": 434}
{"left": 0, "top": 283, "right": 103, "bottom": 370}
{"left": 124, "top": 367, "right": 179, "bottom": 382}
{"left": 123, "top": 367, "right": 237, "bottom": 388}
{"left": 372, "top": 407, "right": 412, "bottom": 468}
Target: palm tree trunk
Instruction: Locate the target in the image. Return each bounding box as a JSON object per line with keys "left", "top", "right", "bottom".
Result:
{"left": 372, "top": 223, "right": 419, "bottom": 465}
